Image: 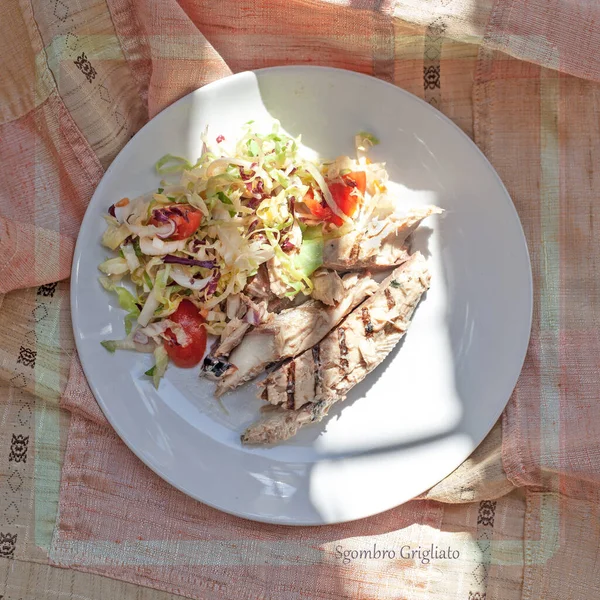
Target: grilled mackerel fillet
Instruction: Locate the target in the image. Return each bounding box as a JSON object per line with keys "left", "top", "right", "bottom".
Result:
{"left": 242, "top": 252, "right": 430, "bottom": 444}
{"left": 322, "top": 206, "right": 442, "bottom": 271}
{"left": 215, "top": 271, "right": 378, "bottom": 396}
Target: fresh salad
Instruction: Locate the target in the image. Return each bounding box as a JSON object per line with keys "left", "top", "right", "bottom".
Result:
{"left": 99, "top": 123, "right": 386, "bottom": 387}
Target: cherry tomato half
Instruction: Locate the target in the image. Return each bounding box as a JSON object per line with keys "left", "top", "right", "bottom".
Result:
{"left": 302, "top": 171, "right": 366, "bottom": 227}
{"left": 302, "top": 189, "right": 342, "bottom": 226}
{"left": 150, "top": 204, "right": 202, "bottom": 241}
{"left": 328, "top": 171, "right": 366, "bottom": 219}
{"left": 164, "top": 300, "right": 207, "bottom": 368}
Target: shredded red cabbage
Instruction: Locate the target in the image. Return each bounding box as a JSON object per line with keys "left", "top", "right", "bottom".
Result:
{"left": 205, "top": 271, "right": 221, "bottom": 297}
{"left": 152, "top": 205, "right": 192, "bottom": 224}
{"left": 151, "top": 210, "right": 170, "bottom": 223}
{"left": 189, "top": 239, "right": 206, "bottom": 252}
{"left": 280, "top": 238, "right": 295, "bottom": 252}
{"left": 246, "top": 197, "right": 262, "bottom": 210}
{"left": 108, "top": 204, "right": 116, "bottom": 217}
{"left": 163, "top": 255, "right": 215, "bottom": 268}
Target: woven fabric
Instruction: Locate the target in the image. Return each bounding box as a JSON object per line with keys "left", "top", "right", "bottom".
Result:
{"left": 2, "top": 0, "right": 600, "bottom": 599}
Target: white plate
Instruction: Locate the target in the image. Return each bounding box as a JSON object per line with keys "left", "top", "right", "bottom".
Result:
{"left": 71, "top": 67, "right": 532, "bottom": 525}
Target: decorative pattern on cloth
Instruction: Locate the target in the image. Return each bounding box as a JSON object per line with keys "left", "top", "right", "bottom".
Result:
{"left": 0, "top": 284, "right": 73, "bottom": 565}
{"left": 474, "top": 48, "right": 600, "bottom": 505}
{"left": 423, "top": 16, "right": 445, "bottom": 108}
{"left": 30, "top": 0, "right": 148, "bottom": 166}
{"left": 52, "top": 414, "right": 445, "bottom": 599}
{"left": 0, "top": 558, "right": 184, "bottom": 600}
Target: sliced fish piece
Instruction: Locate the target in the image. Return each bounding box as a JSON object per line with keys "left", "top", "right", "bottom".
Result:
{"left": 213, "top": 318, "right": 252, "bottom": 357}
{"left": 241, "top": 401, "right": 331, "bottom": 445}
{"left": 267, "top": 292, "right": 309, "bottom": 314}
{"left": 243, "top": 252, "right": 430, "bottom": 443}
{"left": 215, "top": 271, "right": 378, "bottom": 396}
{"left": 310, "top": 269, "right": 345, "bottom": 306}
{"left": 266, "top": 256, "right": 290, "bottom": 298}
{"left": 322, "top": 206, "right": 442, "bottom": 271}
{"left": 245, "top": 264, "right": 272, "bottom": 299}
{"left": 245, "top": 264, "right": 310, "bottom": 312}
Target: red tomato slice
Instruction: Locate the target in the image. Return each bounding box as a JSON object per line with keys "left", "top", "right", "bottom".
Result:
{"left": 328, "top": 171, "right": 366, "bottom": 218}
{"left": 163, "top": 300, "right": 207, "bottom": 368}
{"left": 301, "top": 171, "right": 366, "bottom": 227}
{"left": 150, "top": 205, "right": 202, "bottom": 241}
{"left": 302, "top": 189, "right": 343, "bottom": 226}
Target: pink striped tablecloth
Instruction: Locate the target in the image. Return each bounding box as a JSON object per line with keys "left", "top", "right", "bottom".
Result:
{"left": 1, "top": 1, "right": 600, "bottom": 599}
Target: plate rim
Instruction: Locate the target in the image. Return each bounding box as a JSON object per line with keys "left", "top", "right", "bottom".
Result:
{"left": 70, "top": 65, "right": 533, "bottom": 525}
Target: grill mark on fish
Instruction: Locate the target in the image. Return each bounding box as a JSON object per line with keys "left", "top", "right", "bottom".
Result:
{"left": 217, "top": 272, "right": 377, "bottom": 397}
{"left": 338, "top": 327, "right": 349, "bottom": 371}
{"left": 361, "top": 307, "right": 374, "bottom": 337}
{"left": 312, "top": 344, "right": 321, "bottom": 397}
{"left": 349, "top": 232, "right": 363, "bottom": 263}
{"left": 260, "top": 388, "right": 268, "bottom": 401}
{"left": 244, "top": 252, "right": 433, "bottom": 445}
{"left": 384, "top": 288, "right": 395, "bottom": 310}
{"left": 285, "top": 361, "right": 296, "bottom": 409}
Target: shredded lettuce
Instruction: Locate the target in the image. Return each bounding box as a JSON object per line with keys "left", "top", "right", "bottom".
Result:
{"left": 100, "top": 338, "right": 154, "bottom": 353}
{"left": 356, "top": 131, "right": 380, "bottom": 146}
{"left": 150, "top": 345, "right": 169, "bottom": 389}
{"left": 257, "top": 191, "right": 293, "bottom": 230}
{"left": 100, "top": 122, "right": 391, "bottom": 379}
{"left": 98, "top": 278, "right": 140, "bottom": 334}
{"left": 99, "top": 257, "right": 129, "bottom": 276}
{"left": 102, "top": 222, "right": 131, "bottom": 251}
{"left": 101, "top": 340, "right": 117, "bottom": 353}
{"left": 293, "top": 236, "right": 323, "bottom": 278}
{"left": 155, "top": 154, "right": 195, "bottom": 174}
{"left": 153, "top": 266, "right": 171, "bottom": 304}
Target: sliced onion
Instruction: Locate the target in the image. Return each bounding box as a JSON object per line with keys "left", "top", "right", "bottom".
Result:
{"left": 156, "top": 220, "right": 176, "bottom": 239}
{"left": 139, "top": 237, "right": 186, "bottom": 256}
{"left": 133, "top": 330, "right": 149, "bottom": 344}
{"left": 139, "top": 320, "right": 189, "bottom": 346}
{"left": 152, "top": 237, "right": 164, "bottom": 250}
{"left": 115, "top": 192, "right": 154, "bottom": 224}
{"left": 114, "top": 203, "right": 134, "bottom": 223}
{"left": 170, "top": 265, "right": 212, "bottom": 291}
{"left": 244, "top": 307, "right": 262, "bottom": 326}
{"left": 303, "top": 162, "right": 350, "bottom": 223}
